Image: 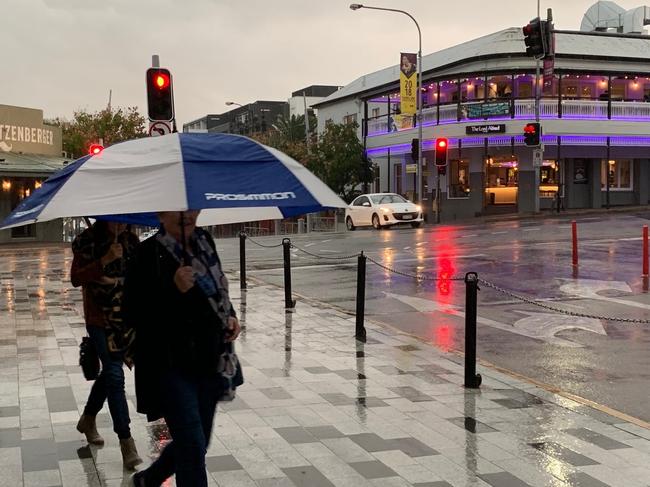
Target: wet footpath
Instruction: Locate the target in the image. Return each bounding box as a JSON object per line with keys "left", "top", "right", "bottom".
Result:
{"left": 1, "top": 246, "right": 650, "bottom": 486}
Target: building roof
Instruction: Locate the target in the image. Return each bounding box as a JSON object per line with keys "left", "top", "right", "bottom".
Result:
{"left": 0, "top": 152, "right": 69, "bottom": 176}
{"left": 314, "top": 27, "right": 650, "bottom": 107}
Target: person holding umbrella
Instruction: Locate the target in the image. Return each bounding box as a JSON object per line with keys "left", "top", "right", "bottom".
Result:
{"left": 126, "top": 210, "right": 242, "bottom": 487}
{"left": 71, "top": 220, "right": 142, "bottom": 469}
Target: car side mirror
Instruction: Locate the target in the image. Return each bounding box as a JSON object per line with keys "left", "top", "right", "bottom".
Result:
{"left": 362, "top": 202, "right": 371, "bottom": 207}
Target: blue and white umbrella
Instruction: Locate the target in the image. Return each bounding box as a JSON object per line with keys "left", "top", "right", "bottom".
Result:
{"left": 0, "top": 133, "right": 346, "bottom": 229}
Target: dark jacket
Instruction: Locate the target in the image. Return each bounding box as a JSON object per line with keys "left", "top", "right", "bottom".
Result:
{"left": 123, "top": 231, "right": 234, "bottom": 421}
{"left": 70, "top": 224, "right": 139, "bottom": 328}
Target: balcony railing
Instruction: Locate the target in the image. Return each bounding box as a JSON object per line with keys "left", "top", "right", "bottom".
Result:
{"left": 366, "top": 98, "right": 650, "bottom": 136}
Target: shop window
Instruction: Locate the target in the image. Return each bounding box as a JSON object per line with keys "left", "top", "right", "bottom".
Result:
{"left": 601, "top": 159, "right": 632, "bottom": 190}
{"left": 487, "top": 75, "right": 512, "bottom": 100}
{"left": 516, "top": 77, "right": 533, "bottom": 98}
{"left": 563, "top": 85, "right": 578, "bottom": 99}
{"left": 460, "top": 77, "right": 485, "bottom": 102}
{"left": 539, "top": 160, "right": 560, "bottom": 198}
{"left": 448, "top": 159, "right": 470, "bottom": 198}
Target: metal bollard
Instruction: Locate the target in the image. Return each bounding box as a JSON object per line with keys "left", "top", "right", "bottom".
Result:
{"left": 282, "top": 238, "right": 296, "bottom": 310}
{"left": 464, "top": 272, "right": 482, "bottom": 389}
{"left": 572, "top": 220, "right": 578, "bottom": 268}
{"left": 239, "top": 232, "right": 247, "bottom": 291}
{"left": 355, "top": 252, "right": 367, "bottom": 342}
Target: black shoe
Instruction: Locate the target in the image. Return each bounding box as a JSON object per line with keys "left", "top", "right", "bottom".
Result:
{"left": 131, "top": 471, "right": 146, "bottom": 487}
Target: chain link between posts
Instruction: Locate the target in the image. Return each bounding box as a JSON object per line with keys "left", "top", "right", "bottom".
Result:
{"left": 365, "top": 255, "right": 465, "bottom": 282}
{"left": 289, "top": 243, "right": 360, "bottom": 261}
{"left": 242, "top": 233, "right": 284, "bottom": 249}
{"left": 479, "top": 278, "right": 650, "bottom": 324}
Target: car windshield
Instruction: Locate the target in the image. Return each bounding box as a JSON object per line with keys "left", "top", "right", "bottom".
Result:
{"left": 370, "top": 194, "right": 407, "bottom": 204}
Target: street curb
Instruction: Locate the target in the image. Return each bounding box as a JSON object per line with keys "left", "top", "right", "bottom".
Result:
{"left": 240, "top": 274, "right": 650, "bottom": 432}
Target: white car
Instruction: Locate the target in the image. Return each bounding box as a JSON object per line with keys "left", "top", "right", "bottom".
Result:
{"left": 345, "top": 193, "right": 423, "bottom": 230}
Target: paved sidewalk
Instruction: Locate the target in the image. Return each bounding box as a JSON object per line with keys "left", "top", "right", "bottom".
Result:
{"left": 1, "top": 247, "right": 650, "bottom": 486}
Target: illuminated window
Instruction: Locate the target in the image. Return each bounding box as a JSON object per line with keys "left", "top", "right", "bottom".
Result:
{"left": 448, "top": 159, "right": 470, "bottom": 198}
{"left": 601, "top": 159, "right": 632, "bottom": 190}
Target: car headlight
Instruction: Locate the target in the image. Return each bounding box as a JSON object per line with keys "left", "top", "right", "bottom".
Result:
{"left": 415, "top": 205, "right": 422, "bottom": 212}
{"left": 380, "top": 207, "right": 391, "bottom": 213}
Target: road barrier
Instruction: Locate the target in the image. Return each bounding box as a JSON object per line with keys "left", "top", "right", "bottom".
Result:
{"left": 282, "top": 238, "right": 296, "bottom": 310}
{"left": 238, "top": 231, "right": 650, "bottom": 390}
{"left": 355, "top": 252, "right": 367, "bottom": 342}
{"left": 572, "top": 220, "right": 578, "bottom": 268}
{"left": 239, "top": 232, "right": 247, "bottom": 291}
{"left": 464, "top": 273, "right": 482, "bottom": 389}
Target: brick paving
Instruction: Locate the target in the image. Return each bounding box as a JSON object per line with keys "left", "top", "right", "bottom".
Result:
{"left": 1, "top": 246, "right": 650, "bottom": 486}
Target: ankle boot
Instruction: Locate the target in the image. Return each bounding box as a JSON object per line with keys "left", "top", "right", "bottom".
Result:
{"left": 120, "top": 437, "right": 143, "bottom": 470}
{"left": 76, "top": 414, "right": 104, "bottom": 445}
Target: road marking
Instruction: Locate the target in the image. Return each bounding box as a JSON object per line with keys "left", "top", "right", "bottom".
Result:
{"left": 321, "top": 239, "right": 332, "bottom": 244}
{"left": 416, "top": 242, "right": 425, "bottom": 246}
{"left": 560, "top": 278, "right": 650, "bottom": 311}
{"left": 250, "top": 263, "right": 356, "bottom": 273}
{"left": 618, "top": 237, "right": 643, "bottom": 241}
{"left": 462, "top": 234, "right": 478, "bottom": 238}
{"left": 580, "top": 217, "right": 601, "bottom": 221}
{"left": 305, "top": 243, "right": 316, "bottom": 247}
{"left": 491, "top": 231, "right": 508, "bottom": 235}
{"left": 403, "top": 246, "right": 411, "bottom": 250}
{"left": 385, "top": 292, "right": 602, "bottom": 347}
{"left": 319, "top": 250, "right": 339, "bottom": 253}
{"left": 523, "top": 228, "right": 541, "bottom": 232}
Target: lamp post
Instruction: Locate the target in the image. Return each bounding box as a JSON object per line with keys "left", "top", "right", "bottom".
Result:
{"left": 225, "top": 101, "right": 252, "bottom": 135}
{"left": 350, "top": 3, "right": 424, "bottom": 208}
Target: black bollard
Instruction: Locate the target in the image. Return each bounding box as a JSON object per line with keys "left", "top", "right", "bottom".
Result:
{"left": 282, "top": 238, "right": 296, "bottom": 310}
{"left": 355, "top": 252, "right": 367, "bottom": 342}
{"left": 239, "top": 232, "right": 247, "bottom": 291}
{"left": 464, "top": 272, "right": 482, "bottom": 388}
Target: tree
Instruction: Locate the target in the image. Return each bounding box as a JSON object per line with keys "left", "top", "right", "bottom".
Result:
{"left": 309, "top": 122, "right": 372, "bottom": 202}
{"left": 48, "top": 107, "right": 147, "bottom": 159}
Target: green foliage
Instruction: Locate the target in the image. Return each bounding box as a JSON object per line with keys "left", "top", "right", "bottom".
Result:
{"left": 308, "top": 122, "right": 371, "bottom": 202}
{"left": 253, "top": 118, "right": 372, "bottom": 202}
{"left": 47, "top": 107, "right": 147, "bottom": 159}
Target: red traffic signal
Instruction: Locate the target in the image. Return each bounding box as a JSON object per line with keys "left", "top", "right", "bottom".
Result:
{"left": 88, "top": 144, "right": 104, "bottom": 155}
{"left": 435, "top": 137, "right": 448, "bottom": 167}
{"left": 522, "top": 17, "right": 547, "bottom": 58}
{"left": 523, "top": 122, "right": 541, "bottom": 146}
{"left": 146, "top": 68, "right": 174, "bottom": 122}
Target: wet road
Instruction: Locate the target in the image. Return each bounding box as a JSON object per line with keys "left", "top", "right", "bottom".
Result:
{"left": 216, "top": 212, "right": 650, "bottom": 423}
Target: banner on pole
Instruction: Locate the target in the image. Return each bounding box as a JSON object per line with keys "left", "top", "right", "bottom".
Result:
{"left": 399, "top": 53, "right": 417, "bottom": 116}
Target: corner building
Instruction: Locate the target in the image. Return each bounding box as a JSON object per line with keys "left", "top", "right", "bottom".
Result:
{"left": 313, "top": 26, "right": 650, "bottom": 220}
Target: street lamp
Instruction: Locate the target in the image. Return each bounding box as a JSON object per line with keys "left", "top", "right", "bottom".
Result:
{"left": 349, "top": 3, "right": 425, "bottom": 214}
{"left": 225, "top": 101, "right": 251, "bottom": 135}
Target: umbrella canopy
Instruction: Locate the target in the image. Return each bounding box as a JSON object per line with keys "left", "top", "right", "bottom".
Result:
{"left": 0, "top": 133, "right": 346, "bottom": 229}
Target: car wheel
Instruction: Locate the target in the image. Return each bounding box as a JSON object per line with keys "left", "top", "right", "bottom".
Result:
{"left": 346, "top": 217, "right": 355, "bottom": 231}
{"left": 411, "top": 222, "right": 422, "bottom": 229}
{"left": 372, "top": 214, "right": 382, "bottom": 230}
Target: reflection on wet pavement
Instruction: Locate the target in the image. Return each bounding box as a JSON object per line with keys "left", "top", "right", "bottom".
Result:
{"left": 1, "top": 245, "right": 650, "bottom": 486}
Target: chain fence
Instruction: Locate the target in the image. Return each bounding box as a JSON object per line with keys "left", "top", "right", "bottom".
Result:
{"left": 290, "top": 243, "right": 360, "bottom": 261}
{"left": 243, "top": 233, "right": 284, "bottom": 249}
{"left": 241, "top": 233, "right": 650, "bottom": 324}
{"left": 365, "top": 255, "right": 466, "bottom": 282}
{"left": 479, "top": 278, "right": 650, "bottom": 324}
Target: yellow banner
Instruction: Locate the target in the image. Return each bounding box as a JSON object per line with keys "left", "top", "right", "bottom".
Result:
{"left": 400, "top": 52, "right": 417, "bottom": 116}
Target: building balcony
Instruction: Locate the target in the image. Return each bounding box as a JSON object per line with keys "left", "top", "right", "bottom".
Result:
{"left": 366, "top": 98, "right": 650, "bottom": 137}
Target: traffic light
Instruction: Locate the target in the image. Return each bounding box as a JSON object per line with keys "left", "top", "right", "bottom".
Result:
{"left": 88, "top": 143, "right": 104, "bottom": 155}
{"left": 522, "top": 18, "right": 547, "bottom": 58}
{"left": 146, "top": 68, "right": 174, "bottom": 122}
{"left": 411, "top": 138, "right": 419, "bottom": 162}
{"left": 524, "top": 123, "right": 541, "bottom": 146}
{"left": 434, "top": 138, "right": 448, "bottom": 167}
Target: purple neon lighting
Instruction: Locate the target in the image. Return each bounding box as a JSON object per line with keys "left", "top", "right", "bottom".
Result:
{"left": 366, "top": 135, "right": 650, "bottom": 155}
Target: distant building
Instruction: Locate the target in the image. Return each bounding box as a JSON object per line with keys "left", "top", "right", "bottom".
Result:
{"left": 288, "top": 85, "right": 341, "bottom": 119}
{"left": 0, "top": 104, "right": 68, "bottom": 243}
{"left": 183, "top": 101, "right": 288, "bottom": 135}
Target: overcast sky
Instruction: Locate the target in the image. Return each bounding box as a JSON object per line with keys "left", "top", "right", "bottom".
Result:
{"left": 3, "top": 0, "right": 644, "bottom": 125}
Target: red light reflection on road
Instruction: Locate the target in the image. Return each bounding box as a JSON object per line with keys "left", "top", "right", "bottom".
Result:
{"left": 435, "top": 325, "right": 454, "bottom": 351}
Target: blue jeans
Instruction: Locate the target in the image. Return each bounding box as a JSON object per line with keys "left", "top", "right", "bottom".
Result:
{"left": 140, "top": 370, "right": 220, "bottom": 487}
{"left": 83, "top": 326, "right": 131, "bottom": 439}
